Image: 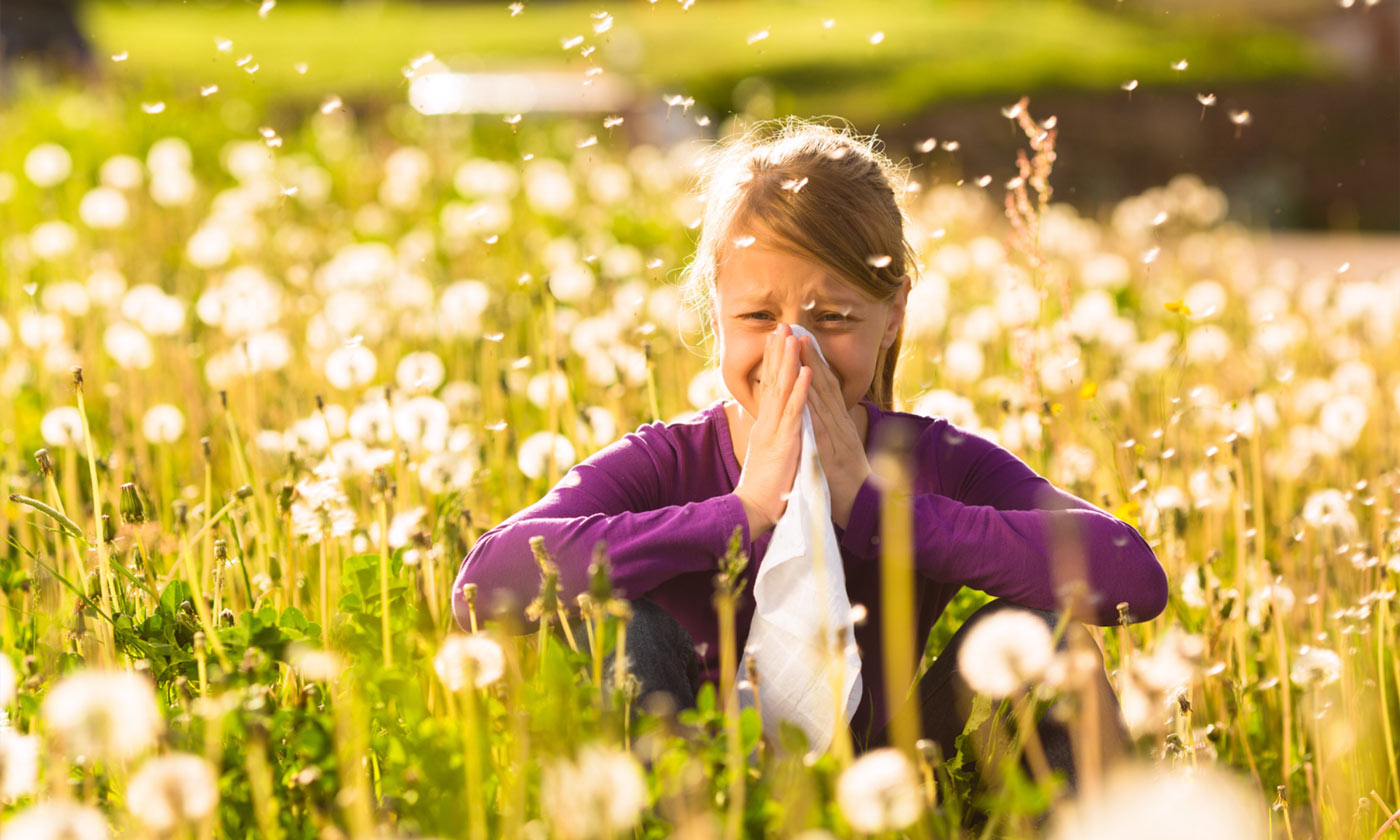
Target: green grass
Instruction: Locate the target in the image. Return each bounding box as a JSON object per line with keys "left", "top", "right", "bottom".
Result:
{"left": 87, "top": 0, "right": 1328, "bottom": 123}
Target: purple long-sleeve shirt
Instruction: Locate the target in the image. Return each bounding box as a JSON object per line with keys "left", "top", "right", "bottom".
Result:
{"left": 453, "top": 399, "right": 1168, "bottom": 740}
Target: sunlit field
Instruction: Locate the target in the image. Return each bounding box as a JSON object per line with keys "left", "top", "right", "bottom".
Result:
{"left": 1, "top": 18, "right": 1398, "bottom": 838}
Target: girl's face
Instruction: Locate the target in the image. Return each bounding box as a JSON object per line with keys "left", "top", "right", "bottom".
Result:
{"left": 711, "top": 227, "right": 909, "bottom": 420}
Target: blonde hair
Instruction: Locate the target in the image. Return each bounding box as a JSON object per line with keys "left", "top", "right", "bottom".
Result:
{"left": 678, "top": 118, "right": 917, "bottom": 410}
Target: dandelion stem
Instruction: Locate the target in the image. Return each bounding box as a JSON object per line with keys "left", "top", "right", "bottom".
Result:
{"left": 74, "top": 374, "right": 117, "bottom": 663}
{"left": 377, "top": 492, "right": 393, "bottom": 669}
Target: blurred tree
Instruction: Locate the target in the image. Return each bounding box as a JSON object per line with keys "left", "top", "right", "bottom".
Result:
{"left": 0, "top": 0, "right": 96, "bottom": 84}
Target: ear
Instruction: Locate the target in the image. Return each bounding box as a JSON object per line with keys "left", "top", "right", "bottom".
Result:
{"left": 881, "top": 275, "right": 911, "bottom": 350}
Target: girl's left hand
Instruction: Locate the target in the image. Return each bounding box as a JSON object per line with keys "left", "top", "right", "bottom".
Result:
{"left": 797, "top": 335, "right": 872, "bottom": 530}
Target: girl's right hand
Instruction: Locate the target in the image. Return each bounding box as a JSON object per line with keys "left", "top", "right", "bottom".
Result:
{"left": 733, "top": 324, "right": 811, "bottom": 537}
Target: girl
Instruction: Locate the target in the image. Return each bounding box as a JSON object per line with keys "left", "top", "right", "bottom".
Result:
{"left": 453, "top": 120, "right": 1168, "bottom": 776}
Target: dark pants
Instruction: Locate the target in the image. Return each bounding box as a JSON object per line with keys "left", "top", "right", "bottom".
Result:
{"left": 580, "top": 597, "right": 1128, "bottom": 791}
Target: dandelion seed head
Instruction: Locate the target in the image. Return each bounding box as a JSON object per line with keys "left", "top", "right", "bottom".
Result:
{"left": 434, "top": 633, "right": 506, "bottom": 690}
{"left": 540, "top": 744, "right": 648, "bottom": 838}
{"left": 836, "top": 748, "right": 923, "bottom": 833}
{"left": 957, "top": 609, "right": 1054, "bottom": 697}
{"left": 0, "top": 802, "right": 109, "bottom": 840}
{"left": 127, "top": 753, "right": 219, "bottom": 833}
{"left": 42, "top": 669, "right": 163, "bottom": 761}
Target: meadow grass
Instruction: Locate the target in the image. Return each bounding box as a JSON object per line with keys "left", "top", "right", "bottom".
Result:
{"left": 0, "top": 74, "right": 1397, "bottom": 838}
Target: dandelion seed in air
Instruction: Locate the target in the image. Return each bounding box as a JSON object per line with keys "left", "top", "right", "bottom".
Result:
{"left": 280, "top": 185, "right": 298, "bottom": 197}
{"left": 822, "top": 17, "right": 836, "bottom": 29}
{"left": 1001, "top": 100, "right": 1024, "bottom": 119}
{"left": 509, "top": 3, "right": 524, "bottom": 16}
{"left": 1229, "top": 108, "right": 1252, "bottom": 138}
{"left": 1152, "top": 211, "right": 1169, "bottom": 225}
{"left": 593, "top": 12, "right": 614, "bottom": 34}
{"left": 646, "top": 258, "right": 663, "bottom": 269}
{"left": 603, "top": 115, "right": 624, "bottom": 128}
{"left": 1006, "top": 176, "right": 1024, "bottom": 190}
{"left": 485, "top": 332, "right": 505, "bottom": 342}
{"left": 869, "top": 31, "right": 885, "bottom": 45}
{"left": 916, "top": 138, "right": 936, "bottom": 153}
{"left": 975, "top": 174, "right": 992, "bottom": 188}
{"left": 259, "top": 0, "right": 276, "bottom": 18}
{"left": 747, "top": 28, "right": 770, "bottom": 45}
{"left": 504, "top": 113, "right": 523, "bottom": 126}
{"left": 141, "top": 102, "right": 166, "bottom": 114}
{"left": 236, "top": 54, "right": 253, "bottom": 67}
{"left": 1121, "top": 79, "right": 1139, "bottom": 94}
{"left": 733, "top": 235, "right": 756, "bottom": 248}
{"left": 244, "top": 63, "right": 260, "bottom": 74}
{"left": 1339, "top": 0, "right": 1356, "bottom": 7}
{"left": 1338, "top": 261, "right": 1350, "bottom": 273}
{"left": 867, "top": 254, "right": 892, "bottom": 268}
{"left": 1171, "top": 59, "right": 1189, "bottom": 72}
{"left": 781, "top": 176, "right": 809, "bottom": 192}
{"left": 696, "top": 115, "right": 711, "bottom": 126}
{"left": 581, "top": 45, "right": 596, "bottom": 57}
{"left": 940, "top": 140, "right": 959, "bottom": 151}
{"left": 294, "top": 61, "right": 309, "bottom": 74}
{"left": 320, "top": 96, "right": 343, "bottom": 115}
{"left": 112, "top": 51, "right": 129, "bottom": 62}
{"left": 1197, "top": 92, "right": 1216, "bottom": 119}
{"left": 215, "top": 37, "right": 232, "bottom": 52}
{"left": 577, "top": 136, "right": 598, "bottom": 148}
{"left": 1143, "top": 246, "right": 1161, "bottom": 264}
{"left": 562, "top": 34, "right": 585, "bottom": 50}
{"left": 200, "top": 85, "right": 219, "bottom": 96}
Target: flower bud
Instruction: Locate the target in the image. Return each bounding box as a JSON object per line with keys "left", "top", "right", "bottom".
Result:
{"left": 120, "top": 482, "right": 146, "bottom": 525}
{"left": 34, "top": 449, "right": 54, "bottom": 477}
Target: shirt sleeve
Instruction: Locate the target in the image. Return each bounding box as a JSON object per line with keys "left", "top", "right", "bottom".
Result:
{"left": 838, "top": 418, "right": 1168, "bottom": 626}
{"left": 452, "top": 421, "right": 751, "bottom": 631}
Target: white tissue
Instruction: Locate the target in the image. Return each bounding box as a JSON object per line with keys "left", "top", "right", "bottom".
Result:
{"left": 735, "top": 323, "right": 862, "bottom": 755}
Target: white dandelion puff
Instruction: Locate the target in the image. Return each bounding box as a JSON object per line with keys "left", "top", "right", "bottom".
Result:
{"left": 836, "top": 748, "right": 923, "bottom": 833}
{"left": 1290, "top": 647, "right": 1341, "bottom": 688}
{"left": 42, "top": 669, "right": 164, "bottom": 761}
{"left": 24, "top": 143, "right": 73, "bottom": 187}
{"left": 957, "top": 609, "right": 1054, "bottom": 697}
{"left": 40, "top": 407, "right": 85, "bottom": 448}
{"left": 324, "top": 343, "right": 377, "bottom": 389}
{"left": 434, "top": 634, "right": 506, "bottom": 691}
{"left": 0, "top": 802, "right": 109, "bottom": 840}
{"left": 127, "top": 753, "right": 219, "bottom": 833}
{"left": 141, "top": 404, "right": 186, "bottom": 444}
{"left": 0, "top": 731, "right": 40, "bottom": 801}
{"left": 517, "top": 431, "right": 576, "bottom": 480}
{"left": 540, "top": 744, "right": 648, "bottom": 840}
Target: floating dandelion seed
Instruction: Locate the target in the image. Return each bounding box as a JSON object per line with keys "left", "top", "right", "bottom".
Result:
{"left": 112, "top": 51, "right": 129, "bottom": 62}
{"left": 975, "top": 174, "right": 992, "bottom": 188}
{"left": 200, "top": 85, "right": 219, "bottom": 96}
{"left": 1197, "top": 92, "right": 1216, "bottom": 119}
{"left": 822, "top": 17, "right": 836, "bottom": 28}
{"left": 244, "top": 63, "right": 260, "bottom": 74}
{"left": 1006, "top": 176, "right": 1024, "bottom": 190}
{"left": 236, "top": 54, "right": 252, "bottom": 67}
{"left": 733, "top": 235, "right": 756, "bottom": 248}
{"left": 916, "top": 137, "right": 936, "bottom": 153}
{"left": 280, "top": 185, "right": 298, "bottom": 197}
{"left": 1001, "top": 100, "right": 1024, "bottom": 119}
{"left": 781, "top": 176, "right": 809, "bottom": 192}
{"left": 562, "top": 34, "right": 585, "bottom": 49}
{"left": 509, "top": 2, "right": 524, "bottom": 15}
{"left": 294, "top": 61, "right": 308, "bottom": 74}
{"left": 141, "top": 102, "right": 166, "bottom": 114}
{"left": 695, "top": 114, "right": 711, "bottom": 126}
{"left": 1152, "top": 211, "right": 1169, "bottom": 226}
{"left": 663, "top": 93, "right": 696, "bottom": 115}
{"left": 410, "top": 52, "right": 436, "bottom": 71}
{"left": 940, "top": 140, "right": 959, "bottom": 151}
{"left": 646, "top": 258, "right": 663, "bottom": 269}
{"left": 581, "top": 45, "right": 596, "bottom": 57}
{"left": 1142, "top": 247, "right": 1161, "bottom": 264}
{"left": 747, "top": 28, "right": 771, "bottom": 45}
{"left": 1121, "top": 79, "right": 1139, "bottom": 93}
{"left": 504, "top": 113, "right": 523, "bottom": 126}
{"left": 592, "top": 13, "right": 614, "bottom": 34}
{"left": 1339, "top": 0, "right": 1356, "bottom": 7}
{"left": 869, "top": 31, "right": 885, "bottom": 44}
{"left": 867, "top": 254, "right": 892, "bottom": 268}
{"left": 258, "top": 0, "right": 276, "bottom": 18}
{"left": 603, "top": 115, "right": 624, "bottom": 128}
{"left": 320, "top": 96, "right": 343, "bottom": 115}
{"left": 577, "top": 136, "right": 598, "bottom": 148}
{"left": 1171, "top": 58, "right": 1189, "bottom": 72}
{"left": 215, "top": 37, "right": 232, "bottom": 52}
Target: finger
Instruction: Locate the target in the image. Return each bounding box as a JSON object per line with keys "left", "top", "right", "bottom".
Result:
{"left": 783, "top": 366, "right": 812, "bottom": 428}
{"left": 775, "top": 334, "right": 800, "bottom": 404}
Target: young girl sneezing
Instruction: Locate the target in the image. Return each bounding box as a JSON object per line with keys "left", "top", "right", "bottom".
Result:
{"left": 453, "top": 119, "right": 1168, "bottom": 780}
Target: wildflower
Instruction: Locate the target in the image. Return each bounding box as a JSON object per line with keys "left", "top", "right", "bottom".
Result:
{"left": 42, "top": 669, "right": 163, "bottom": 761}
{"left": 289, "top": 475, "right": 356, "bottom": 541}
{"left": 1318, "top": 393, "right": 1367, "bottom": 449}
{"left": 1301, "top": 489, "right": 1360, "bottom": 543}
{"left": 40, "top": 407, "right": 85, "bottom": 448}
{"left": 288, "top": 643, "right": 343, "bottom": 681}
{"left": 396, "top": 351, "right": 446, "bottom": 392}
{"left": 548, "top": 262, "right": 596, "bottom": 304}
{"left": 0, "top": 802, "right": 109, "bottom": 840}
{"left": 1049, "top": 763, "right": 1265, "bottom": 840}
{"left": 517, "top": 431, "right": 577, "bottom": 480}
{"left": 393, "top": 395, "right": 451, "bottom": 452}
{"left": 835, "top": 748, "right": 923, "bottom": 833}
{"left": 324, "top": 343, "right": 377, "bottom": 390}
{"left": 186, "top": 226, "right": 233, "bottom": 269}
{"left": 103, "top": 321, "right": 155, "bottom": 370}
{"left": 126, "top": 753, "right": 219, "bottom": 833}
{"left": 957, "top": 609, "right": 1054, "bottom": 698}
{"left": 526, "top": 370, "right": 571, "bottom": 410}
{"left": 78, "top": 187, "right": 130, "bottom": 229}
{"left": 121, "top": 285, "right": 185, "bottom": 335}
{"left": 23, "top": 143, "right": 73, "bottom": 188}
{"left": 1290, "top": 647, "right": 1341, "bottom": 688}
{"left": 433, "top": 633, "right": 505, "bottom": 691}
{"left": 30, "top": 221, "right": 79, "bottom": 260}
{"left": 0, "top": 731, "right": 40, "bottom": 801}
{"left": 377, "top": 507, "right": 426, "bottom": 549}
{"left": 540, "top": 744, "right": 648, "bottom": 840}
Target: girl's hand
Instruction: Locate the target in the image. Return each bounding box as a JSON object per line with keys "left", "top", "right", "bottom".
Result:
{"left": 797, "top": 335, "right": 873, "bottom": 530}
{"left": 733, "top": 324, "right": 812, "bottom": 537}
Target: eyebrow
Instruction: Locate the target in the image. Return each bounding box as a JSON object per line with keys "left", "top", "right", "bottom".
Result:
{"left": 734, "top": 289, "right": 866, "bottom": 308}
